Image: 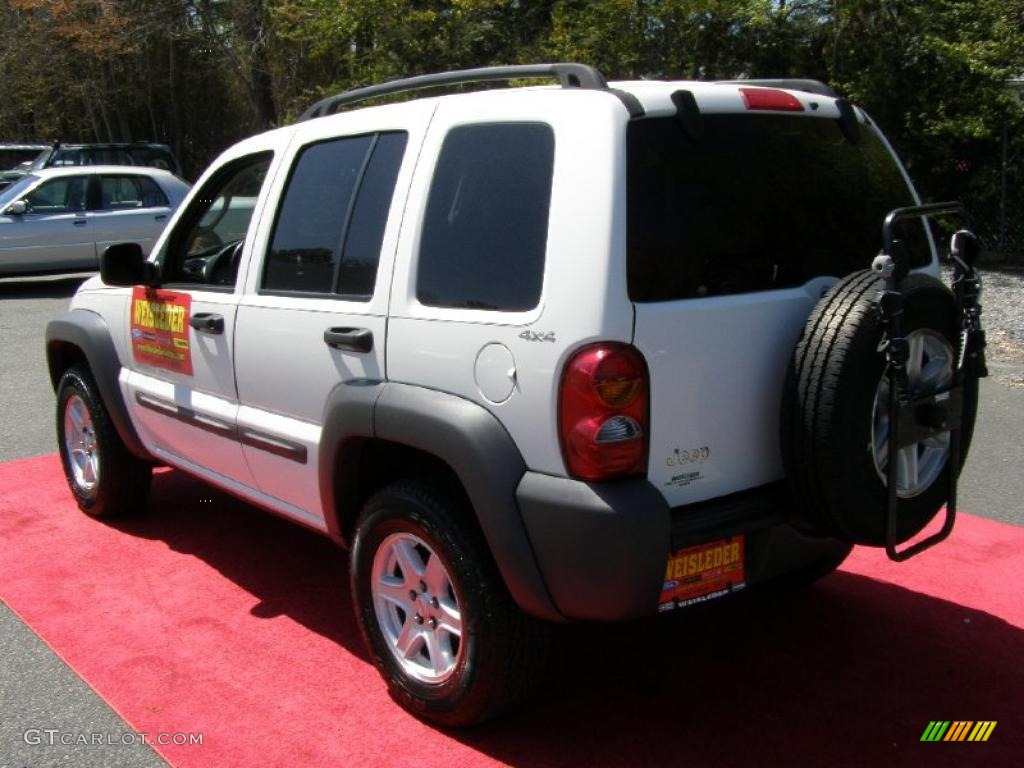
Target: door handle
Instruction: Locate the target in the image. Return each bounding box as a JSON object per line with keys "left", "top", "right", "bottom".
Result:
{"left": 73, "top": 219, "right": 87, "bottom": 226}
{"left": 323, "top": 327, "right": 373, "bottom": 353}
{"left": 190, "top": 312, "right": 224, "bottom": 334}
{"left": 155, "top": 214, "right": 167, "bottom": 221}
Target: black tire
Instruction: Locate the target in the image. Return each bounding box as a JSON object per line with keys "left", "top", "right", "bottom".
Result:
{"left": 351, "top": 480, "right": 548, "bottom": 727}
{"left": 56, "top": 365, "right": 151, "bottom": 518}
{"left": 782, "top": 270, "right": 978, "bottom": 545}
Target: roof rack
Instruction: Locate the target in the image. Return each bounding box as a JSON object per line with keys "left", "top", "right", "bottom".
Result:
{"left": 716, "top": 78, "right": 839, "bottom": 99}
{"left": 297, "top": 63, "right": 608, "bottom": 121}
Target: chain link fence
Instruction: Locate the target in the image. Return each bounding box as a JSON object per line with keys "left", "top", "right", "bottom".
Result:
{"left": 971, "top": 186, "right": 1024, "bottom": 266}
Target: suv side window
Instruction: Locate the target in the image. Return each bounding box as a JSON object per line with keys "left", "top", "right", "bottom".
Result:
{"left": 416, "top": 123, "right": 554, "bottom": 312}
{"left": 263, "top": 131, "right": 408, "bottom": 297}
{"left": 97, "top": 174, "right": 168, "bottom": 210}
{"left": 162, "top": 152, "right": 272, "bottom": 288}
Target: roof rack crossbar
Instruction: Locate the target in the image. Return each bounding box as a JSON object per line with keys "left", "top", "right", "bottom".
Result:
{"left": 297, "top": 63, "right": 608, "bottom": 121}
{"left": 716, "top": 78, "right": 839, "bottom": 99}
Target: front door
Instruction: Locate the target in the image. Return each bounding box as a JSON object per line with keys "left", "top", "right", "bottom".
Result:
{"left": 0, "top": 174, "right": 94, "bottom": 274}
{"left": 122, "top": 152, "right": 277, "bottom": 487}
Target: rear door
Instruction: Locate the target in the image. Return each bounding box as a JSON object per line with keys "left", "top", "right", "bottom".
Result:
{"left": 627, "top": 104, "right": 929, "bottom": 507}
{"left": 232, "top": 103, "right": 431, "bottom": 523}
{"left": 89, "top": 172, "right": 173, "bottom": 256}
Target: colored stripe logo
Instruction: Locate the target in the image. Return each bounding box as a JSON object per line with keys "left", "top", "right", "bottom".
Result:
{"left": 921, "top": 721, "right": 996, "bottom": 742}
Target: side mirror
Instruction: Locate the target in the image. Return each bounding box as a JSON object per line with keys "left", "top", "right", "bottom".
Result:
{"left": 100, "top": 243, "right": 159, "bottom": 287}
{"left": 5, "top": 200, "right": 27, "bottom": 215}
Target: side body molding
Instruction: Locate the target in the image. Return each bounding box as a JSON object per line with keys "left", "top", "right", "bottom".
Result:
{"left": 319, "top": 381, "right": 563, "bottom": 622}
{"left": 45, "top": 310, "right": 151, "bottom": 461}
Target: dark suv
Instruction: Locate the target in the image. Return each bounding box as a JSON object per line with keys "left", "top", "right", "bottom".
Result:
{"left": 0, "top": 143, "right": 49, "bottom": 191}
{"left": 31, "top": 142, "right": 183, "bottom": 177}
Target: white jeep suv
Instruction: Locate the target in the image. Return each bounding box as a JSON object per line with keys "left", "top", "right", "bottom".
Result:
{"left": 46, "top": 64, "right": 985, "bottom": 726}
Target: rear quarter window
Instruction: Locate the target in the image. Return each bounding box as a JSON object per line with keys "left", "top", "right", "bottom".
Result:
{"left": 627, "top": 114, "right": 926, "bottom": 302}
{"left": 416, "top": 122, "right": 554, "bottom": 312}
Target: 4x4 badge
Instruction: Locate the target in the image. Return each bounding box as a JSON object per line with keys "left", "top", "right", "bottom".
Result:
{"left": 519, "top": 330, "right": 556, "bottom": 343}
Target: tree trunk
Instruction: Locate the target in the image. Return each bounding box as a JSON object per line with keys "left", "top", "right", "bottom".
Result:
{"left": 168, "top": 40, "right": 182, "bottom": 161}
{"left": 236, "top": 0, "right": 277, "bottom": 128}
{"left": 83, "top": 92, "right": 101, "bottom": 142}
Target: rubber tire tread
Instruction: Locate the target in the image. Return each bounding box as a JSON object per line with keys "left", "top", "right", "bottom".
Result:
{"left": 351, "top": 480, "right": 551, "bottom": 727}
{"left": 56, "top": 365, "right": 152, "bottom": 518}
{"left": 782, "top": 270, "right": 881, "bottom": 526}
{"left": 782, "top": 270, "right": 977, "bottom": 545}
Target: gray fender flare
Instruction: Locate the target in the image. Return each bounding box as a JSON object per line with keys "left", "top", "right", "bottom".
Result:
{"left": 319, "top": 381, "right": 563, "bottom": 622}
{"left": 45, "top": 310, "right": 150, "bottom": 461}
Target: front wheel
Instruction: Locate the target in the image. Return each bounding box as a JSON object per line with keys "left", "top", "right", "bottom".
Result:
{"left": 56, "top": 365, "right": 151, "bottom": 517}
{"left": 351, "top": 481, "right": 548, "bottom": 726}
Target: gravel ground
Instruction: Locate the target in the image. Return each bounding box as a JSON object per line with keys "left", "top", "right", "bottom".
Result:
{"left": 942, "top": 266, "right": 1024, "bottom": 387}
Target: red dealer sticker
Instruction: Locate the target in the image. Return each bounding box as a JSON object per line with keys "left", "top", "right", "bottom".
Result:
{"left": 659, "top": 536, "right": 745, "bottom": 611}
{"left": 130, "top": 287, "right": 193, "bottom": 376}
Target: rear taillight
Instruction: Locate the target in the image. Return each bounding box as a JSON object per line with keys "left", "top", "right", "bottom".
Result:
{"left": 739, "top": 87, "right": 804, "bottom": 112}
{"left": 559, "top": 343, "right": 648, "bottom": 481}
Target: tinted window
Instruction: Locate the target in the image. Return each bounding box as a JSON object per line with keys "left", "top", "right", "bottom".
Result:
{"left": 0, "top": 149, "right": 42, "bottom": 171}
{"left": 24, "top": 176, "right": 88, "bottom": 213}
{"left": 98, "top": 174, "right": 168, "bottom": 210}
{"left": 627, "top": 115, "right": 925, "bottom": 302}
{"left": 417, "top": 123, "right": 554, "bottom": 311}
{"left": 129, "top": 147, "right": 180, "bottom": 174}
{"left": 264, "top": 136, "right": 373, "bottom": 294}
{"left": 51, "top": 148, "right": 134, "bottom": 167}
{"left": 337, "top": 133, "right": 408, "bottom": 297}
{"left": 163, "top": 153, "right": 272, "bottom": 287}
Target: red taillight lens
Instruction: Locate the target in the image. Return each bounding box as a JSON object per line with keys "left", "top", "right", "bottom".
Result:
{"left": 559, "top": 343, "right": 648, "bottom": 481}
{"left": 739, "top": 87, "right": 805, "bottom": 112}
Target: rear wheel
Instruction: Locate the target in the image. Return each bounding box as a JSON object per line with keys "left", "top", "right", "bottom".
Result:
{"left": 56, "top": 365, "right": 151, "bottom": 518}
{"left": 351, "top": 480, "right": 548, "bottom": 727}
{"left": 782, "top": 271, "right": 978, "bottom": 545}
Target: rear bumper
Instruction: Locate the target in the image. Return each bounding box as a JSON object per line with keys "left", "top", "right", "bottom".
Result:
{"left": 516, "top": 472, "right": 849, "bottom": 621}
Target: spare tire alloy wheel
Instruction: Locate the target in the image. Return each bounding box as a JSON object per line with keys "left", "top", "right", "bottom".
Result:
{"left": 871, "top": 329, "right": 954, "bottom": 497}
{"left": 371, "top": 532, "right": 464, "bottom": 684}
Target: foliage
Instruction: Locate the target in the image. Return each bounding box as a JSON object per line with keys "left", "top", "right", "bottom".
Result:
{"left": 1, "top": 0, "right": 1021, "bottom": 252}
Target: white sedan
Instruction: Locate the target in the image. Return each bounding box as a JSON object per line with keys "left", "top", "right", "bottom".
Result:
{"left": 0, "top": 166, "right": 189, "bottom": 277}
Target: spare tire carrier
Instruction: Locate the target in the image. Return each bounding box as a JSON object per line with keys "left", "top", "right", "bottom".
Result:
{"left": 872, "top": 202, "right": 987, "bottom": 561}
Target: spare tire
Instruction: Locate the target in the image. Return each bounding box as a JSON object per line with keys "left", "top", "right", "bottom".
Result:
{"left": 781, "top": 269, "right": 978, "bottom": 546}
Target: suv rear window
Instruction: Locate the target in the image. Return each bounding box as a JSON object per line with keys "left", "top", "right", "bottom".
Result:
{"left": 417, "top": 123, "right": 554, "bottom": 312}
{"left": 627, "top": 114, "right": 926, "bottom": 302}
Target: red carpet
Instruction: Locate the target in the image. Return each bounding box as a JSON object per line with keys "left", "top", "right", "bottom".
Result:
{"left": 1, "top": 453, "right": 1021, "bottom": 767}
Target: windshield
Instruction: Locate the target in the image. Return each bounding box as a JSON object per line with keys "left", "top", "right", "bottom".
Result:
{"left": 0, "top": 174, "right": 39, "bottom": 210}
{"left": 627, "top": 113, "right": 928, "bottom": 302}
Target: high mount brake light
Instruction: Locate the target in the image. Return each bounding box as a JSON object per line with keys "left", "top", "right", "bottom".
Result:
{"left": 739, "top": 87, "right": 805, "bottom": 112}
{"left": 559, "top": 343, "right": 649, "bottom": 481}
